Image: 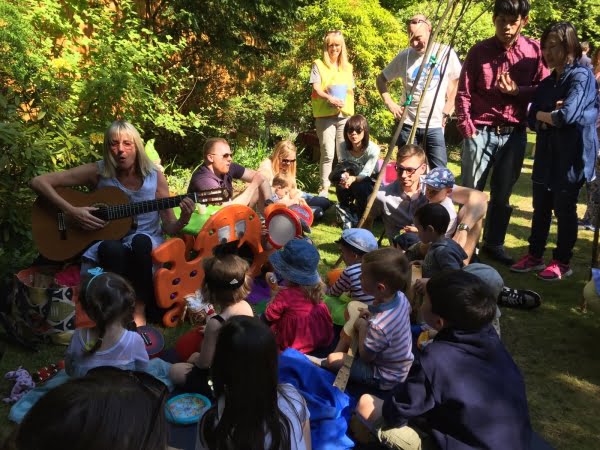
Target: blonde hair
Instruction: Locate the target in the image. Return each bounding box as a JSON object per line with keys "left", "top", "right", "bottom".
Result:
{"left": 202, "top": 254, "right": 252, "bottom": 309}
{"left": 322, "top": 31, "right": 350, "bottom": 71}
{"left": 270, "top": 140, "right": 297, "bottom": 182}
{"left": 287, "top": 280, "right": 326, "bottom": 305}
{"left": 102, "top": 120, "right": 155, "bottom": 178}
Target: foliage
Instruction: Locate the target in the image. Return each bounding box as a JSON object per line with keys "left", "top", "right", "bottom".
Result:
{"left": 0, "top": 0, "right": 202, "bottom": 280}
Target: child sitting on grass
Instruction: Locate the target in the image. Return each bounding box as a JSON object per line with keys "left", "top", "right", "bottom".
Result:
{"left": 321, "top": 248, "right": 413, "bottom": 392}
{"left": 271, "top": 173, "right": 293, "bottom": 204}
{"left": 169, "top": 252, "right": 254, "bottom": 395}
{"left": 65, "top": 269, "right": 148, "bottom": 378}
{"left": 394, "top": 167, "right": 457, "bottom": 252}
{"left": 356, "top": 270, "right": 532, "bottom": 450}
{"left": 326, "top": 228, "right": 378, "bottom": 304}
{"left": 264, "top": 238, "right": 334, "bottom": 354}
{"left": 413, "top": 202, "right": 467, "bottom": 294}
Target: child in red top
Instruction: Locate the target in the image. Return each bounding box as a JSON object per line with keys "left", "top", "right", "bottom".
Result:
{"left": 264, "top": 239, "right": 334, "bottom": 353}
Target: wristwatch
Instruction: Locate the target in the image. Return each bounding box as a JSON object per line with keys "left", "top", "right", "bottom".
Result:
{"left": 456, "top": 223, "right": 470, "bottom": 232}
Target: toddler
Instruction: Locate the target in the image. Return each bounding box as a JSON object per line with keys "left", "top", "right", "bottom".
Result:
{"left": 264, "top": 239, "right": 334, "bottom": 354}
{"left": 394, "top": 167, "right": 457, "bottom": 252}
{"left": 413, "top": 203, "right": 467, "bottom": 294}
{"left": 323, "top": 248, "right": 413, "bottom": 392}
{"left": 65, "top": 269, "right": 148, "bottom": 378}
{"left": 271, "top": 173, "right": 293, "bottom": 204}
{"left": 327, "top": 228, "right": 378, "bottom": 304}
{"left": 357, "top": 270, "right": 532, "bottom": 449}
{"left": 169, "top": 253, "right": 254, "bottom": 394}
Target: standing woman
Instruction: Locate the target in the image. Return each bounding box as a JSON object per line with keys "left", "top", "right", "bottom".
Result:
{"left": 578, "top": 47, "right": 600, "bottom": 230}
{"left": 511, "top": 22, "right": 599, "bottom": 280}
{"left": 311, "top": 30, "right": 354, "bottom": 197}
{"left": 333, "top": 115, "right": 380, "bottom": 218}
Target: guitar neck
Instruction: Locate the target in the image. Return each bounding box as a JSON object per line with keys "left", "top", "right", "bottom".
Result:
{"left": 95, "top": 193, "right": 208, "bottom": 221}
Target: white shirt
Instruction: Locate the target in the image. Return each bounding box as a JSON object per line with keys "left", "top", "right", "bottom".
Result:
{"left": 382, "top": 44, "right": 461, "bottom": 127}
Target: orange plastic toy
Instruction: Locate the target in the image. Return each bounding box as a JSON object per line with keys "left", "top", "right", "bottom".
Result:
{"left": 152, "top": 205, "right": 273, "bottom": 327}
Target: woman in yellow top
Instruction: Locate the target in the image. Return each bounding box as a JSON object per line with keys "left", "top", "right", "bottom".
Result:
{"left": 311, "top": 30, "right": 354, "bottom": 197}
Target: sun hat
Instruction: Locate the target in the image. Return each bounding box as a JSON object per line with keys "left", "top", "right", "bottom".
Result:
{"left": 423, "top": 167, "right": 455, "bottom": 189}
{"left": 463, "top": 263, "right": 504, "bottom": 299}
{"left": 269, "top": 239, "right": 321, "bottom": 286}
{"left": 337, "top": 228, "right": 378, "bottom": 254}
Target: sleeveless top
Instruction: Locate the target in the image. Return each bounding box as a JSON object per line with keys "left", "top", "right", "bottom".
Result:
{"left": 81, "top": 160, "right": 164, "bottom": 263}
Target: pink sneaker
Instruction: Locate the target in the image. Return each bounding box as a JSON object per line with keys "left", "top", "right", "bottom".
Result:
{"left": 510, "top": 254, "right": 545, "bottom": 273}
{"left": 537, "top": 260, "right": 573, "bottom": 281}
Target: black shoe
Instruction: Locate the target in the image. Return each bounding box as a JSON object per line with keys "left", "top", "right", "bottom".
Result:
{"left": 498, "top": 286, "right": 542, "bottom": 310}
{"left": 481, "top": 245, "right": 514, "bottom": 265}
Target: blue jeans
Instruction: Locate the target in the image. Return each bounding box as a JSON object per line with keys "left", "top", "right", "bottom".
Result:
{"left": 461, "top": 127, "right": 527, "bottom": 247}
{"left": 529, "top": 181, "right": 582, "bottom": 264}
{"left": 397, "top": 124, "right": 447, "bottom": 169}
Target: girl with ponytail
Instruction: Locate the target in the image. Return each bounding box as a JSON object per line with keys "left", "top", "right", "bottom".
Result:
{"left": 64, "top": 269, "right": 148, "bottom": 377}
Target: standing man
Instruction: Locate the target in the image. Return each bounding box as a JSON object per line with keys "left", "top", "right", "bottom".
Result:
{"left": 188, "top": 138, "right": 272, "bottom": 207}
{"left": 456, "top": 0, "right": 548, "bottom": 264}
{"left": 377, "top": 14, "right": 462, "bottom": 169}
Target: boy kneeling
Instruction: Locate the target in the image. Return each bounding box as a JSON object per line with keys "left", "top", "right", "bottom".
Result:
{"left": 356, "top": 270, "right": 532, "bottom": 450}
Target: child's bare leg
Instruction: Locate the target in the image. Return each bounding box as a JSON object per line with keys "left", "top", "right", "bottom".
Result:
{"left": 356, "top": 394, "right": 385, "bottom": 425}
{"left": 333, "top": 329, "right": 352, "bottom": 353}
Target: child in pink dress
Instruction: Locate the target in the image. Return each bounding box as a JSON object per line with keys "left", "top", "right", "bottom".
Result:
{"left": 264, "top": 239, "right": 334, "bottom": 353}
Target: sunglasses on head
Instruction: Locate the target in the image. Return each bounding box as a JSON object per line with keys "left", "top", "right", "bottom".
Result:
{"left": 407, "top": 18, "right": 428, "bottom": 25}
{"left": 280, "top": 158, "right": 296, "bottom": 164}
{"left": 347, "top": 126, "right": 364, "bottom": 134}
{"left": 396, "top": 164, "right": 423, "bottom": 175}
{"left": 327, "top": 30, "right": 342, "bottom": 35}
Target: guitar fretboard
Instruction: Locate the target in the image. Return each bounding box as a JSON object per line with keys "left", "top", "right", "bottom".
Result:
{"left": 96, "top": 193, "right": 193, "bottom": 221}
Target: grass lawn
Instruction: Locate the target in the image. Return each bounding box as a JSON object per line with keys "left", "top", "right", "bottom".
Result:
{"left": 0, "top": 141, "right": 599, "bottom": 449}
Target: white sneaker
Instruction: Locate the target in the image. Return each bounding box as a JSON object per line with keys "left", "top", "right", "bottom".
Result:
{"left": 318, "top": 187, "right": 329, "bottom": 198}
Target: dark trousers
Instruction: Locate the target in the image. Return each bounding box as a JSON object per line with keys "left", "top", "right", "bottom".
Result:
{"left": 97, "top": 234, "right": 162, "bottom": 320}
{"left": 397, "top": 124, "right": 448, "bottom": 169}
{"left": 335, "top": 178, "right": 375, "bottom": 218}
{"left": 461, "top": 127, "right": 527, "bottom": 247}
{"left": 529, "top": 181, "right": 582, "bottom": 264}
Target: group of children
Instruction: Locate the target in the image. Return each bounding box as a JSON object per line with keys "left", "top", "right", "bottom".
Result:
{"left": 45, "top": 191, "right": 533, "bottom": 449}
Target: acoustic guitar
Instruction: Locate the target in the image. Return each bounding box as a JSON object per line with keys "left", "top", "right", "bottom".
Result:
{"left": 32, "top": 186, "right": 228, "bottom": 261}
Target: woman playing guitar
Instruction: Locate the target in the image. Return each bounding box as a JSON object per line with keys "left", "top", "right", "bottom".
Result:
{"left": 31, "top": 120, "right": 195, "bottom": 323}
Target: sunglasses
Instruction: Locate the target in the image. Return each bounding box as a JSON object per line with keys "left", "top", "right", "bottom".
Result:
{"left": 327, "top": 30, "right": 342, "bottom": 35}
{"left": 396, "top": 164, "right": 424, "bottom": 175}
{"left": 280, "top": 158, "right": 296, "bottom": 164}
{"left": 347, "top": 126, "right": 364, "bottom": 134}
{"left": 209, "top": 152, "right": 233, "bottom": 159}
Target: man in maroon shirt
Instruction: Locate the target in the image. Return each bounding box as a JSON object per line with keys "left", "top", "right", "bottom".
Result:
{"left": 188, "top": 137, "right": 272, "bottom": 207}
{"left": 456, "top": 0, "right": 548, "bottom": 265}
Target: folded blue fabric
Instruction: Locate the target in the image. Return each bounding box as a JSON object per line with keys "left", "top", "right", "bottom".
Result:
{"left": 279, "top": 348, "right": 355, "bottom": 450}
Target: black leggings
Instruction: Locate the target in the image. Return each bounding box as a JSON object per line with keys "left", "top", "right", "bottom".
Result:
{"left": 97, "top": 234, "right": 163, "bottom": 321}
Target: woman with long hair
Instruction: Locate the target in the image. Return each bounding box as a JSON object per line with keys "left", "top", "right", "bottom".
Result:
{"left": 511, "top": 22, "right": 599, "bottom": 280}
{"left": 310, "top": 30, "right": 354, "bottom": 197}
{"left": 198, "top": 316, "right": 311, "bottom": 449}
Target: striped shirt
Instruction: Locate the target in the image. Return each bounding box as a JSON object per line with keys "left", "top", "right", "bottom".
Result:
{"left": 326, "top": 263, "right": 374, "bottom": 304}
{"left": 364, "top": 292, "right": 414, "bottom": 390}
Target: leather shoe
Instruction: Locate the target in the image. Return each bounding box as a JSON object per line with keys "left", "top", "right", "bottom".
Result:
{"left": 481, "top": 245, "right": 514, "bottom": 265}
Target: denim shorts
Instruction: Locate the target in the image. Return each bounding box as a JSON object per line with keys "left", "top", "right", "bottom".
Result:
{"left": 349, "top": 357, "right": 380, "bottom": 388}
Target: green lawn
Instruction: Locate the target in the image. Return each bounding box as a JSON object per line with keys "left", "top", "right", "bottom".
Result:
{"left": 0, "top": 142, "right": 599, "bottom": 449}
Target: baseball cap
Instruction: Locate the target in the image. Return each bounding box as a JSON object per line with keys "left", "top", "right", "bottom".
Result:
{"left": 423, "top": 167, "right": 455, "bottom": 189}
{"left": 337, "top": 228, "right": 378, "bottom": 254}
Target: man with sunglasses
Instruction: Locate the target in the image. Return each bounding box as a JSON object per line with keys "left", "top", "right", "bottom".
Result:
{"left": 456, "top": 0, "right": 548, "bottom": 265}
{"left": 188, "top": 137, "right": 272, "bottom": 207}
{"left": 376, "top": 14, "right": 462, "bottom": 169}
{"left": 368, "top": 144, "right": 487, "bottom": 262}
